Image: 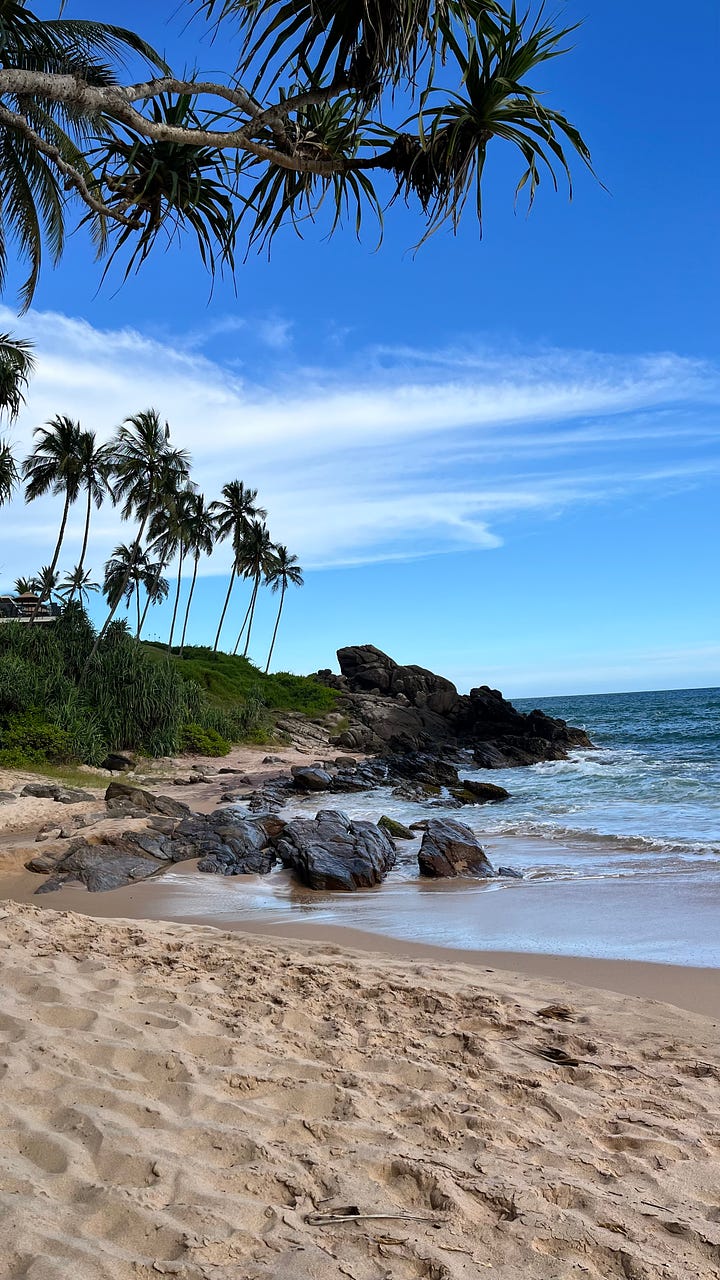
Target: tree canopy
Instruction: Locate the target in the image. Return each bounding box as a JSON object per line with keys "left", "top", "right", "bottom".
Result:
{"left": 0, "top": 0, "right": 593, "bottom": 307}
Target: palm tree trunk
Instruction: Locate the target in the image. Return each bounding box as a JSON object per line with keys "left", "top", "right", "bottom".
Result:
{"left": 87, "top": 487, "right": 155, "bottom": 665}
{"left": 135, "top": 579, "right": 141, "bottom": 639}
{"left": 265, "top": 585, "right": 286, "bottom": 673}
{"left": 73, "top": 483, "right": 93, "bottom": 592}
{"left": 213, "top": 567, "right": 236, "bottom": 653}
{"left": 232, "top": 588, "right": 254, "bottom": 656}
{"left": 242, "top": 573, "right": 261, "bottom": 658}
{"left": 33, "top": 489, "right": 71, "bottom": 618}
{"left": 179, "top": 555, "right": 199, "bottom": 657}
{"left": 167, "top": 547, "right": 185, "bottom": 654}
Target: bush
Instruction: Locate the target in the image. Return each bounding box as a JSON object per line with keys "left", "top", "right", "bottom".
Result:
{"left": 179, "top": 722, "right": 231, "bottom": 756}
{"left": 0, "top": 712, "right": 75, "bottom": 766}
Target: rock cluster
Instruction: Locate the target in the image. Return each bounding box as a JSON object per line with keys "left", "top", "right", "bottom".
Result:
{"left": 316, "top": 644, "right": 592, "bottom": 764}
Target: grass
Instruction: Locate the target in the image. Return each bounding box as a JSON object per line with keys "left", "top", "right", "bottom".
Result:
{"left": 142, "top": 645, "right": 340, "bottom": 717}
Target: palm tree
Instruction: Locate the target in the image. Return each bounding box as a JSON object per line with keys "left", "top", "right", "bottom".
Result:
{"left": 210, "top": 481, "right": 266, "bottom": 653}
{"left": 13, "top": 576, "right": 33, "bottom": 595}
{"left": 103, "top": 544, "right": 169, "bottom": 641}
{"left": 59, "top": 565, "right": 100, "bottom": 609}
{"left": 233, "top": 520, "right": 275, "bottom": 658}
{"left": 179, "top": 492, "right": 216, "bottom": 656}
{"left": 30, "top": 564, "right": 59, "bottom": 605}
{"left": 93, "top": 410, "right": 190, "bottom": 648}
{"left": 22, "top": 415, "right": 83, "bottom": 598}
{"left": 146, "top": 485, "right": 196, "bottom": 653}
{"left": 0, "top": 439, "right": 19, "bottom": 508}
{"left": 73, "top": 430, "right": 112, "bottom": 590}
{"left": 0, "top": 335, "right": 35, "bottom": 420}
{"left": 264, "top": 547, "right": 304, "bottom": 673}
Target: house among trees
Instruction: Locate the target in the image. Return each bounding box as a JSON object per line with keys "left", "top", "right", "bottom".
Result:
{"left": 0, "top": 592, "right": 60, "bottom": 623}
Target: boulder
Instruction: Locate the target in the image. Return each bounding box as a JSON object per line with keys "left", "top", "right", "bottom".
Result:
{"left": 178, "top": 809, "right": 278, "bottom": 875}
{"left": 105, "top": 782, "right": 191, "bottom": 818}
{"left": 418, "top": 818, "right": 494, "bottom": 878}
{"left": 43, "top": 838, "right": 162, "bottom": 892}
{"left": 100, "top": 751, "right": 137, "bottom": 773}
{"left": 291, "top": 765, "right": 333, "bottom": 792}
{"left": 378, "top": 815, "right": 416, "bottom": 841}
{"left": 55, "top": 787, "right": 96, "bottom": 804}
{"left": 21, "top": 782, "right": 60, "bottom": 800}
{"left": 451, "top": 779, "right": 510, "bottom": 804}
{"left": 0, "top": 791, "right": 16, "bottom": 803}
{"left": 337, "top": 645, "right": 459, "bottom": 715}
{"left": 498, "top": 866, "right": 523, "bottom": 879}
{"left": 275, "top": 809, "right": 396, "bottom": 890}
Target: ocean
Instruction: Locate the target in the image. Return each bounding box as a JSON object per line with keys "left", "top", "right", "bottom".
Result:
{"left": 124, "top": 686, "right": 720, "bottom": 966}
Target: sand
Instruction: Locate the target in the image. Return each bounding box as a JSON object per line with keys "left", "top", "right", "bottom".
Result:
{"left": 1, "top": 900, "right": 720, "bottom": 1280}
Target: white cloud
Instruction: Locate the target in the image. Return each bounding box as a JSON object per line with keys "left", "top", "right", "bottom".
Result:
{"left": 0, "top": 304, "right": 717, "bottom": 583}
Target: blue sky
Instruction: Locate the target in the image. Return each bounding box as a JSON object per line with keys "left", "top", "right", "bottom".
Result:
{"left": 1, "top": 0, "right": 718, "bottom": 696}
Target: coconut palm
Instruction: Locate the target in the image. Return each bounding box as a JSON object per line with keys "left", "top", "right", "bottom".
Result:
{"left": 30, "top": 564, "right": 59, "bottom": 604}
{"left": 264, "top": 547, "right": 303, "bottom": 673}
{"left": 0, "top": 334, "right": 35, "bottom": 420}
{"left": 59, "top": 565, "right": 99, "bottom": 609}
{"left": 179, "top": 492, "right": 216, "bottom": 657}
{"left": 13, "top": 576, "right": 33, "bottom": 595}
{"left": 210, "top": 481, "right": 266, "bottom": 653}
{"left": 22, "top": 415, "right": 83, "bottom": 598}
{"left": 0, "top": 438, "right": 19, "bottom": 507}
{"left": 93, "top": 410, "right": 191, "bottom": 649}
{"left": 232, "top": 520, "right": 276, "bottom": 658}
{"left": 146, "top": 485, "right": 197, "bottom": 653}
{"left": 73, "top": 430, "right": 113, "bottom": 589}
{"left": 103, "top": 543, "right": 169, "bottom": 641}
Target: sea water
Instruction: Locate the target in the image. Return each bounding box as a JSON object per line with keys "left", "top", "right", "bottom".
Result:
{"left": 152, "top": 687, "right": 720, "bottom": 964}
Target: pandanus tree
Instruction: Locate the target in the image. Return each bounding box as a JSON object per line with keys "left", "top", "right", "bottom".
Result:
{"left": 0, "top": 2, "right": 591, "bottom": 309}
{"left": 22, "top": 415, "right": 83, "bottom": 599}
{"left": 264, "top": 547, "right": 304, "bottom": 673}
{"left": 179, "top": 492, "right": 216, "bottom": 656}
{"left": 93, "top": 409, "right": 190, "bottom": 652}
{"left": 211, "top": 481, "right": 266, "bottom": 653}
{"left": 233, "top": 520, "right": 276, "bottom": 658}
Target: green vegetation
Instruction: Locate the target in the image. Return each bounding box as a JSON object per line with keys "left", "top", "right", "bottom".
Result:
{"left": 143, "top": 644, "right": 339, "bottom": 716}
{"left": 0, "top": 607, "right": 337, "bottom": 771}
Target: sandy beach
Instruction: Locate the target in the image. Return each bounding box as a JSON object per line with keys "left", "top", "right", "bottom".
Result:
{"left": 2, "top": 899, "right": 720, "bottom": 1280}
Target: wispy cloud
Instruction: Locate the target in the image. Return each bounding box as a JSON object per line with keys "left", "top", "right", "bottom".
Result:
{"left": 1, "top": 304, "right": 717, "bottom": 582}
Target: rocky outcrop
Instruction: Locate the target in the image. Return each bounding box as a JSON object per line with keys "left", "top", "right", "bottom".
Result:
{"left": 450, "top": 779, "right": 510, "bottom": 805}
{"left": 105, "top": 782, "right": 191, "bottom": 819}
{"left": 316, "top": 645, "right": 592, "bottom": 765}
{"left": 418, "top": 818, "right": 495, "bottom": 878}
{"left": 275, "top": 809, "right": 396, "bottom": 891}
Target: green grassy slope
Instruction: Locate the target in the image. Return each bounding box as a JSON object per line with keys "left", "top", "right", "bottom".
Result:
{"left": 141, "top": 645, "right": 339, "bottom": 717}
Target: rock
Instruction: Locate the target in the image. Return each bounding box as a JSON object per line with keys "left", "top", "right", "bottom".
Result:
{"left": 450, "top": 779, "right": 510, "bottom": 804}
{"left": 55, "top": 787, "right": 96, "bottom": 804}
{"left": 25, "top": 854, "right": 59, "bottom": 873}
{"left": 21, "top": 782, "right": 60, "bottom": 799}
{"left": 100, "top": 751, "right": 137, "bottom": 773}
{"left": 498, "top": 866, "right": 523, "bottom": 879}
{"left": 334, "top": 756, "right": 357, "bottom": 768}
{"left": 418, "top": 818, "right": 494, "bottom": 878}
{"left": 290, "top": 765, "right": 333, "bottom": 792}
{"left": 0, "top": 791, "right": 17, "bottom": 804}
{"left": 337, "top": 645, "right": 460, "bottom": 715}
{"left": 105, "top": 782, "right": 191, "bottom": 818}
{"left": 378, "top": 815, "right": 416, "bottom": 841}
{"left": 178, "top": 810, "right": 277, "bottom": 875}
{"left": 47, "top": 837, "right": 162, "bottom": 892}
{"left": 275, "top": 809, "right": 396, "bottom": 890}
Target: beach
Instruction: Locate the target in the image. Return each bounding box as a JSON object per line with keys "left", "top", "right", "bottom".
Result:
{"left": 2, "top": 712, "right": 720, "bottom": 1278}
{"left": 2, "top": 899, "right": 720, "bottom": 1280}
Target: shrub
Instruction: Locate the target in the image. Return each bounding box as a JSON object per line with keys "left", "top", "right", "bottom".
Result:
{"left": 179, "top": 722, "right": 231, "bottom": 756}
{"left": 0, "top": 712, "right": 75, "bottom": 765}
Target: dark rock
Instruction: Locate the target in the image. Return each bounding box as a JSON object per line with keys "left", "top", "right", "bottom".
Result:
{"left": 21, "top": 782, "right": 60, "bottom": 800}
{"left": 105, "top": 782, "right": 191, "bottom": 818}
{"left": 337, "top": 645, "right": 459, "bottom": 715}
{"left": 418, "top": 818, "right": 495, "bottom": 878}
{"left": 0, "top": 791, "right": 17, "bottom": 803}
{"left": 35, "top": 873, "right": 82, "bottom": 893}
{"left": 25, "top": 854, "right": 59, "bottom": 873}
{"left": 275, "top": 809, "right": 396, "bottom": 891}
{"left": 498, "top": 866, "right": 523, "bottom": 879}
{"left": 451, "top": 779, "right": 510, "bottom": 804}
{"left": 100, "top": 751, "right": 137, "bottom": 773}
{"left": 378, "top": 815, "right": 416, "bottom": 841}
{"left": 55, "top": 787, "right": 96, "bottom": 804}
{"left": 48, "top": 838, "right": 162, "bottom": 892}
{"left": 291, "top": 765, "right": 333, "bottom": 792}
{"left": 334, "top": 756, "right": 357, "bottom": 768}
{"left": 179, "top": 809, "right": 277, "bottom": 875}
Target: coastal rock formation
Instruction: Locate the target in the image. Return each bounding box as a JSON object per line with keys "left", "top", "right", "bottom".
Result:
{"left": 275, "top": 809, "right": 396, "bottom": 890}
{"left": 450, "top": 779, "right": 510, "bottom": 804}
{"left": 316, "top": 644, "right": 592, "bottom": 765}
{"left": 104, "top": 781, "right": 191, "bottom": 819}
{"left": 418, "top": 817, "right": 495, "bottom": 878}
